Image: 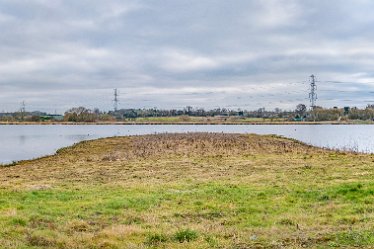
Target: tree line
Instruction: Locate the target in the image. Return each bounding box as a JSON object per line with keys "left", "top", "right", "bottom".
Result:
{"left": 1, "top": 104, "right": 374, "bottom": 122}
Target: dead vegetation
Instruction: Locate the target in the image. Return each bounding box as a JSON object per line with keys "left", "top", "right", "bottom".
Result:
{"left": 0, "top": 133, "right": 322, "bottom": 187}
{"left": 0, "top": 133, "right": 373, "bottom": 248}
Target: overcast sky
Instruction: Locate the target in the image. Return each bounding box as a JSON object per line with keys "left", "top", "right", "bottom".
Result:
{"left": 1, "top": 0, "right": 374, "bottom": 113}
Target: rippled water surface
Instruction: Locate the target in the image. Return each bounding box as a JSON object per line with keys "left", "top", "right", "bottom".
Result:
{"left": 1, "top": 125, "right": 374, "bottom": 164}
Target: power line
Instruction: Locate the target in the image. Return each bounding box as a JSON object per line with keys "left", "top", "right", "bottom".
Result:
{"left": 321, "top": 80, "right": 374, "bottom": 85}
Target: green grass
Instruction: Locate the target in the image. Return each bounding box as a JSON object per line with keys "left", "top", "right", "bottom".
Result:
{"left": 1, "top": 182, "right": 373, "bottom": 248}
{"left": 0, "top": 133, "right": 373, "bottom": 248}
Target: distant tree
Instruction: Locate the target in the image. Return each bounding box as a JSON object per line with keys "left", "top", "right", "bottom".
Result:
{"left": 64, "top": 107, "right": 95, "bottom": 122}
{"left": 295, "top": 104, "right": 307, "bottom": 116}
{"left": 184, "top": 106, "right": 193, "bottom": 115}
{"left": 313, "top": 108, "right": 342, "bottom": 121}
{"left": 274, "top": 108, "right": 282, "bottom": 114}
{"left": 30, "top": 115, "right": 41, "bottom": 122}
{"left": 255, "top": 108, "right": 266, "bottom": 118}
{"left": 93, "top": 108, "right": 101, "bottom": 115}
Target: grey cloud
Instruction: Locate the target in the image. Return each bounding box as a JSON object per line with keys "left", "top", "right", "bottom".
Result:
{"left": 0, "top": 0, "right": 374, "bottom": 112}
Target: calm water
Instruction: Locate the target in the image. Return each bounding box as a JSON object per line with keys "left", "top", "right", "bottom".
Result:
{"left": 1, "top": 125, "right": 374, "bottom": 164}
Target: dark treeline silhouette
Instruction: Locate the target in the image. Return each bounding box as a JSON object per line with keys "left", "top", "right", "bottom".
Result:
{"left": 1, "top": 104, "right": 374, "bottom": 122}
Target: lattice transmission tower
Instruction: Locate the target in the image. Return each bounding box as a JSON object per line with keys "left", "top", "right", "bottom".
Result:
{"left": 309, "top": 74, "right": 317, "bottom": 109}
{"left": 113, "top": 89, "right": 119, "bottom": 112}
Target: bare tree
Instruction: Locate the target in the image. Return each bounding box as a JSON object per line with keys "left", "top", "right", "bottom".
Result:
{"left": 295, "top": 104, "right": 307, "bottom": 116}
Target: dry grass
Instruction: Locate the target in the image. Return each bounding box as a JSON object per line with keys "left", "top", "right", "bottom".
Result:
{"left": 0, "top": 133, "right": 320, "bottom": 187}
{"left": 0, "top": 133, "right": 374, "bottom": 248}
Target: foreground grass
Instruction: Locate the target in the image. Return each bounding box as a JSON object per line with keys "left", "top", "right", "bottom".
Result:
{"left": 0, "top": 133, "right": 373, "bottom": 248}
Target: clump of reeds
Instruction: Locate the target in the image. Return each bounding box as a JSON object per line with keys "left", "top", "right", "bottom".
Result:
{"left": 106, "top": 133, "right": 319, "bottom": 161}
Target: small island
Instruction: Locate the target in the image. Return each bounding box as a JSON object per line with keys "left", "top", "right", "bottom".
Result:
{"left": 1, "top": 133, "right": 373, "bottom": 248}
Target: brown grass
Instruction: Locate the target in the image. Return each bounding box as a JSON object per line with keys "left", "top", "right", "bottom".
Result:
{"left": 0, "top": 133, "right": 322, "bottom": 188}
{"left": 0, "top": 133, "right": 373, "bottom": 248}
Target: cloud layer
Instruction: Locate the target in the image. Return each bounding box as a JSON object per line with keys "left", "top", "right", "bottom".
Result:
{"left": 1, "top": 0, "right": 374, "bottom": 112}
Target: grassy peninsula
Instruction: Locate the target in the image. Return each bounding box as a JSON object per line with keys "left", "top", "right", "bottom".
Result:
{"left": 0, "top": 133, "right": 373, "bottom": 248}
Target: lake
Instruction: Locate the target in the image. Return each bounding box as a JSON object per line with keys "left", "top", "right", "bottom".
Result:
{"left": 1, "top": 125, "right": 374, "bottom": 164}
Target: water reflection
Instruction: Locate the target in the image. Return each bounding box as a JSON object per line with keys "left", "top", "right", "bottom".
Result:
{"left": 18, "top": 135, "right": 26, "bottom": 145}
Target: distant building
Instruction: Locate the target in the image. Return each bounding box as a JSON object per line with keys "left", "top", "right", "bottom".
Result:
{"left": 344, "top": 107, "right": 350, "bottom": 115}
{"left": 293, "top": 114, "right": 305, "bottom": 121}
{"left": 40, "top": 114, "right": 64, "bottom": 121}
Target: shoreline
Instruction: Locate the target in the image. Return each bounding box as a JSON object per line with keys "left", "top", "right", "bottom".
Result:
{"left": 0, "top": 132, "right": 368, "bottom": 166}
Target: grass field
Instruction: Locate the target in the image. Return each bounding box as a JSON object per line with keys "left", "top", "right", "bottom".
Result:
{"left": 0, "top": 133, "right": 373, "bottom": 248}
{"left": 129, "top": 116, "right": 287, "bottom": 123}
